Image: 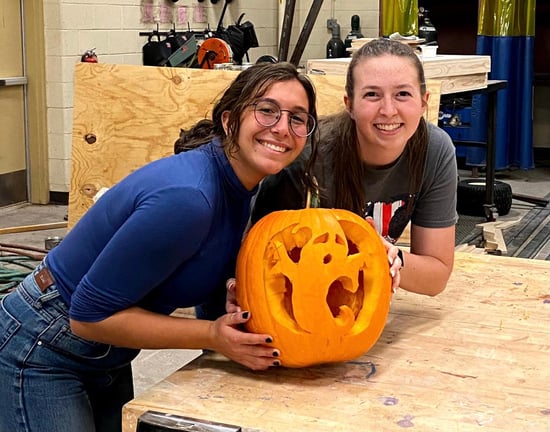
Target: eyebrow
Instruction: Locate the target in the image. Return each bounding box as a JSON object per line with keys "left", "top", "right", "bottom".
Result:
{"left": 260, "top": 97, "right": 309, "bottom": 113}
{"left": 361, "top": 83, "right": 416, "bottom": 91}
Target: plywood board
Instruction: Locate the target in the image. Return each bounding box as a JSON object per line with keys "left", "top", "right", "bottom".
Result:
{"left": 306, "top": 54, "right": 491, "bottom": 95}
{"left": 69, "top": 63, "right": 348, "bottom": 228}
{"left": 420, "top": 54, "right": 490, "bottom": 79}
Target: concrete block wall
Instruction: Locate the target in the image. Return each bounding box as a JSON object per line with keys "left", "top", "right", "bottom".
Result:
{"left": 42, "top": 0, "right": 379, "bottom": 193}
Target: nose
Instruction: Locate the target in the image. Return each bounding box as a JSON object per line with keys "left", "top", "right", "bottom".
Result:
{"left": 379, "top": 96, "right": 398, "bottom": 116}
{"left": 270, "top": 112, "right": 291, "bottom": 135}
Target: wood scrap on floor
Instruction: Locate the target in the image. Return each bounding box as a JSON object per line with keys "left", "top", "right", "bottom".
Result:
{"left": 475, "top": 219, "right": 521, "bottom": 255}
{"left": 0, "top": 222, "right": 68, "bottom": 235}
{"left": 454, "top": 243, "right": 485, "bottom": 254}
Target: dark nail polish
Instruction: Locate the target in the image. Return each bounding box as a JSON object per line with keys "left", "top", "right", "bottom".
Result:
{"left": 241, "top": 311, "right": 249, "bottom": 319}
{"left": 273, "top": 360, "right": 280, "bottom": 366}
{"left": 265, "top": 337, "right": 273, "bottom": 343}
{"left": 272, "top": 350, "right": 279, "bottom": 357}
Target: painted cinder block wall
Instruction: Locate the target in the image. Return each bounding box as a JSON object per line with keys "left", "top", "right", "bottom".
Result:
{"left": 43, "top": 0, "right": 379, "bottom": 193}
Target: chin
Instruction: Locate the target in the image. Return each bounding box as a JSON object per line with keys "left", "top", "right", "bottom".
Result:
{"left": 262, "top": 163, "right": 287, "bottom": 177}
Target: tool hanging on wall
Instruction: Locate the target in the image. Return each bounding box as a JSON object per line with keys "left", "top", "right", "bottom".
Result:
{"left": 211, "top": 0, "right": 259, "bottom": 65}
{"left": 141, "top": 24, "right": 173, "bottom": 66}
{"left": 81, "top": 48, "right": 98, "bottom": 63}
{"left": 197, "top": 37, "right": 232, "bottom": 68}
{"left": 167, "top": 35, "right": 198, "bottom": 67}
{"left": 139, "top": 0, "right": 258, "bottom": 68}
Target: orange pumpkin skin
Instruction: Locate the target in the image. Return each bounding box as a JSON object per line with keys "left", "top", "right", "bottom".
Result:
{"left": 236, "top": 208, "right": 392, "bottom": 368}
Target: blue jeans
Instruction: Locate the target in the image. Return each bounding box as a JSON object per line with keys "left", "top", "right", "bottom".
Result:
{"left": 0, "top": 263, "right": 140, "bottom": 432}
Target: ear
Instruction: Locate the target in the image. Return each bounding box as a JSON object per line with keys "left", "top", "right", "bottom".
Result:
{"left": 221, "top": 110, "right": 230, "bottom": 134}
{"left": 421, "top": 91, "right": 430, "bottom": 114}
{"left": 344, "top": 94, "right": 355, "bottom": 120}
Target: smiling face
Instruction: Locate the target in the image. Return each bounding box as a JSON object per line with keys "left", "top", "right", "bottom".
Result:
{"left": 345, "top": 54, "right": 428, "bottom": 166}
{"left": 223, "top": 79, "right": 310, "bottom": 190}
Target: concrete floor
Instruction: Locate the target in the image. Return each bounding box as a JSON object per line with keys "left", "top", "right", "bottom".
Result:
{"left": 1, "top": 164, "right": 549, "bottom": 395}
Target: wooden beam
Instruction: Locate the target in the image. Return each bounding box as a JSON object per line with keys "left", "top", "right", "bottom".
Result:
{"left": 0, "top": 222, "right": 67, "bottom": 235}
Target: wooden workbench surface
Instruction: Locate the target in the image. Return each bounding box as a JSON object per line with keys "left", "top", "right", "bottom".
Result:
{"left": 122, "top": 252, "right": 550, "bottom": 431}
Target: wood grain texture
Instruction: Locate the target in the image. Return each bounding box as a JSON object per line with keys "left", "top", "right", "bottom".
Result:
{"left": 306, "top": 54, "right": 491, "bottom": 95}
{"left": 69, "top": 63, "right": 346, "bottom": 228}
{"left": 122, "top": 252, "right": 550, "bottom": 432}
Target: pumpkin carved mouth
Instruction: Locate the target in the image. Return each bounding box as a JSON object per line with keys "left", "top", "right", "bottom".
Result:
{"left": 236, "top": 208, "right": 391, "bottom": 367}
{"left": 265, "top": 225, "right": 367, "bottom": 335}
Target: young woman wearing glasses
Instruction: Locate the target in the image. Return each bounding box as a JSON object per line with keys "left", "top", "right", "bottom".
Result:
{"left": 0, "top": 62, "right": 318, "bottom": 432}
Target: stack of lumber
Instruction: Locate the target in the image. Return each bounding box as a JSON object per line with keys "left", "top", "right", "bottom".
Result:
{"left": 306, "top": 54, "right": 491, "bottom": 95}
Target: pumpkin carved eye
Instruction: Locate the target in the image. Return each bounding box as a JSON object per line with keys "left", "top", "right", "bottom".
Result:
{"left": 236, "top": 208, "right": 392, "bottom": 368}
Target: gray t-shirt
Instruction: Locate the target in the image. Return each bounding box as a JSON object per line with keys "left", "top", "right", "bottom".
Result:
{"left": 252, "top": 122, "right": 458, "bottom": 242}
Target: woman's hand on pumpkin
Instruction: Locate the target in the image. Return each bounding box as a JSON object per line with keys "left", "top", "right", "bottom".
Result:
{"left": 210, "top": 311, "right": 280, "bottom": 371}
{"left": 225, "top": 278, "right": 241, "bottom": 313}
{"left": 365, "top": 217, "right": 401, "bottom": 293}
{"left": 386, "top": 242, "right": 403, "bottom": 293}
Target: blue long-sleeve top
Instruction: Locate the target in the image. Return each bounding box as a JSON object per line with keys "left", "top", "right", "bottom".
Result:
{"left": 46, "top": 139, "right": 256, "bottom": 322}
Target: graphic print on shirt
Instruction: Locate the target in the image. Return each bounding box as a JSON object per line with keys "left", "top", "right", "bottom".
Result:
{"left": 365, "top": 193, "right": 415, "bottom": 243}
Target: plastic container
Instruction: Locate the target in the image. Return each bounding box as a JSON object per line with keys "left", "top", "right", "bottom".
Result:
{"left": 419, "top": 44, "right": 438, "bottom": 58}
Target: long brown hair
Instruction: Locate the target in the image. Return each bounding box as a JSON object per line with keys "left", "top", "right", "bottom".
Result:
{"left": 174, "top": 62, "right": 319, "bottom": 192}
{"left": 327, "top": 38, "right": 429, "bottom": 215}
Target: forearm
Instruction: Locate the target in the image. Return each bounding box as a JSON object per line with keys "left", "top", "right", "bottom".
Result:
{"left": 399, "top": 225, "right": 455, "bottom": 296}
{"left": 399, "top": 249, "right": 453, "bottom": 296}
{"left": 70, "top": 306, "right": 215, "bottom": 350}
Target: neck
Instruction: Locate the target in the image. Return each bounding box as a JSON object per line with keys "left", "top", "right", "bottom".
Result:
{"left": 358, "top": 138, "right": 406, "bottom": 168}
{"left": 228, "top": 157, "right": 261, "bottom": 191}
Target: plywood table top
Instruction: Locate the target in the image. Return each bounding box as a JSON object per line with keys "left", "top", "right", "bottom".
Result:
{"left": 123, "top": 252, "right": 550, "bottom": 431}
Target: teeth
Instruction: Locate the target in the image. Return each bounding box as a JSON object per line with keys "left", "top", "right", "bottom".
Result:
{"left": 376, "top": 123, "right": 401, "bottom": 131}
{"left": 262, "top": 141, "right": 286, "bottom": 153}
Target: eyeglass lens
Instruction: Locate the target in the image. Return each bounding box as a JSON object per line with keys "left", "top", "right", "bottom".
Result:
{"left": 253, "top": 100, "right": 315, "bottom": 137}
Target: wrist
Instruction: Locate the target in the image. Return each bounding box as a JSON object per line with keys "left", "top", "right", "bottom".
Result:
{"left": 396, "top": 248, "right": 405, "bottom": 269}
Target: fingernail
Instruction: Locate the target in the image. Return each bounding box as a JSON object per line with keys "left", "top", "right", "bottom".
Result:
{"left": 265, "top": 337, "right": 273, "bottom": 343}
{"left": 272, "top": 350, "right": 279, "bottom": 357}
{"left": 273, "top": 360, "right": 280, "bottom": 366}
{"left": 390, "top": 270, "right": 395, "bottom": 277}
{"left": 241, "top": 311, "right": 249, "bottom": 319}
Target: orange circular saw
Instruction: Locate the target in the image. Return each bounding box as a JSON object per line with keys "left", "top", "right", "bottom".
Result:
{"left": 197, "top": 38, "right": 232, "bottom": 69}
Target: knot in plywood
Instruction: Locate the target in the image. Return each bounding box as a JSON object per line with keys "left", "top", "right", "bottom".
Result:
{"left": 80, "top": 183, "right": 98, "bottom": 198}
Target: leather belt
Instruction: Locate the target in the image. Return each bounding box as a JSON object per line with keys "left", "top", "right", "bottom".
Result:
{"left": 34, "top": 267, "right": 55, "bottom": 292}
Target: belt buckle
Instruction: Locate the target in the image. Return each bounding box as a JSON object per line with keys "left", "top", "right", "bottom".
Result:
{"left": 35, "top": 267, "right": 55, "bottom": 292}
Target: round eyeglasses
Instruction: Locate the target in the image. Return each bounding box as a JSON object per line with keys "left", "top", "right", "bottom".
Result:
{"left": 252, "top": 100, "right": 316, "bottom": 137}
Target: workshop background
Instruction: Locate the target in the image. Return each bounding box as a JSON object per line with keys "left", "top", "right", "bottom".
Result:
{"left": 0, "top": 0, "right": 548, "bottom": 208}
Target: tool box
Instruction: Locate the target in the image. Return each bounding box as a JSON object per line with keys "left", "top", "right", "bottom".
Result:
{"left": 439, "top": 94, "right": 488, "bottom": 161}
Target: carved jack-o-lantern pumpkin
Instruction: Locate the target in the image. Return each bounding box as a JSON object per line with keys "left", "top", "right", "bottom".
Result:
{"left": 236, "top": 208, "right": 391, "bottom": 368}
